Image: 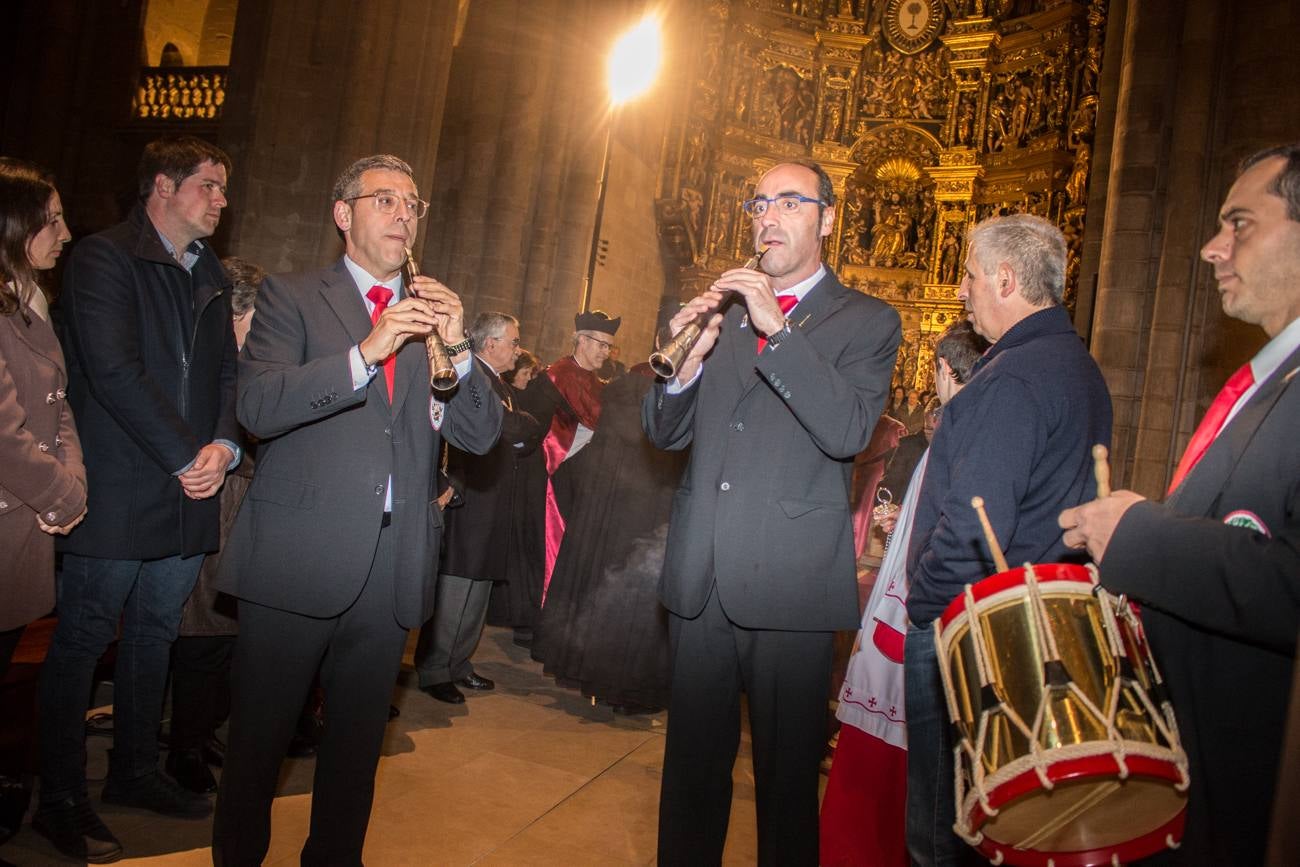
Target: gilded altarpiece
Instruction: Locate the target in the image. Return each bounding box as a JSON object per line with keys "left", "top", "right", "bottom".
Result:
{"left": 656, "top": 0, "right": 1108, "bottom": 393}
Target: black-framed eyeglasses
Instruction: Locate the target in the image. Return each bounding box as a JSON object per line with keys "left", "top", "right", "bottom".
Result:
{"left": 581, "top": 334, "right": 614, "bottom": 350}
{"left": 492, "top": 336, "right": 521, "bottom": 347}
{"left": 346, "top": 192, "right": 429, "bottom": 220}
{"left": 741, "top": 194, "right": 826, "bottom": 219}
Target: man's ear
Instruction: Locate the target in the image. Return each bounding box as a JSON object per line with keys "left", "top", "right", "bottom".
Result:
{"left": 996, "top": 262, "right": 1015, "bottom": 297}
{"left": 819, "top": 205, "right": 836, "bottom": 239}
{"left": 154, "top": 173, "right": 175, "bottom": 199}
{"left": 333, "top": 200, "right": 352, "bottom": 233}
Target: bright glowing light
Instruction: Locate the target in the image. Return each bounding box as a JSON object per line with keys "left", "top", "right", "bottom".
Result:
{"left": 607, "top": 15, "right": 662, "bottom": 106}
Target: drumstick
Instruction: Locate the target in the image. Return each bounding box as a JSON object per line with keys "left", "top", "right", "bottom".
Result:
{"left": 970, "top": 496, "right": 1010, "bottom": 574}
{"left": 1092, "top": 443, "right": 1111, "bottom": 498}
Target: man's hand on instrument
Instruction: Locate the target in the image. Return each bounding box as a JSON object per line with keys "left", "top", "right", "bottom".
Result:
{"left": 667, "top": 291, "right": 725, "bottom": 387}
{"left": 407, "top": 275, "right": 466, "bottom": 347}
{"left": 359, "top": 296, "right": 437, "bottom": 366}
{"left": 714, "top": 266, "right": 784, "bottom": 336}
{"left": 1058, "top": 490, "right": 1145, "bottom": 563}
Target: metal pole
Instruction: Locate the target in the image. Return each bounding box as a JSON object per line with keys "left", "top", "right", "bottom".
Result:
{"left": 580, "top": 111, "right": 616, "bottom": 313}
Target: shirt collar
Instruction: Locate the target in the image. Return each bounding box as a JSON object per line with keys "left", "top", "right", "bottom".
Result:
{"left": 343, "top": 254, "right": 403, "bottom": 302}
{"left": 1250, "top": 315, "right": 1300, "bottom": 385}
{"left": 155, "top": 228, "right": 203, "bottom": 273}
{"left": 778, "top": 263, "right": 826, "bottom": 304}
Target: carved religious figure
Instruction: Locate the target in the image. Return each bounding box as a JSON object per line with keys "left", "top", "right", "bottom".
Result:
{"left": 1066, "top": 142, "right": 1091, "bottom": 206}
{"left": 939, "top": 225, "right": 961, "bottom": 284}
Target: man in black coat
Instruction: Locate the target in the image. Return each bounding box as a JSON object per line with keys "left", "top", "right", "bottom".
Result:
{"left": 903, "top": 214, "right": 1112, "bottom": 866}
{"left": 210, "top": 154, "right": 501, "bottom": 866}
{"left": 416, "top": 310, "right": 539, "bottom": 705}
{"left": 35, "top": 136, "right": 240, "bottom": 862}
{"left": 644, "top": 160, "right": 901, "bottom": 865}
{"left": 1062, "top": 143, "right": 1300, "bottom": 866}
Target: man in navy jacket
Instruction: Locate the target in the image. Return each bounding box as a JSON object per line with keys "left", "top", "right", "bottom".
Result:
{"left": 903, "top": 214, "right": 1112, "bottom": 866}
{"left": 37, "top": 136, "right": 239, "bottom": 862}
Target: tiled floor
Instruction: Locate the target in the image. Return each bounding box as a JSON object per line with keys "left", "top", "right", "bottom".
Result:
{"left": 1, "top": 626, "right": 783, "bottom": 865}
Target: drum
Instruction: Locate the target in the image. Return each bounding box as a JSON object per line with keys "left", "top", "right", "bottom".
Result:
{"left": 935, "top": 562, "right": 1188, "bottom": 866}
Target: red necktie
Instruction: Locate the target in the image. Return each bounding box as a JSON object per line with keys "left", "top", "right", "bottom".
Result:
{"left": 366, "top": 284, "right": 395, "bottom": 401}
{"left": 757, "top": 294, "right": 800, "bottom": 354}
{"left": 1166, "top": 362, "right": 1254, "bottom": 494}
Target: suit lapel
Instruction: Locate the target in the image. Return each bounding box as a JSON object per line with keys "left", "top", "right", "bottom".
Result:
{"left": 320, "top": 260, "right": 393, "bottom": 409}
{"left": 10, "top": 311, "right": 66, "bottom": 375}
{"left": 1168, "top": 344, "right": 1300, "bottom": 516}
{"left": 319, "top": 261, "right": 374, "bottom": 350}
{"left": 732, "top": 270, "right": 849, "bottom": 401}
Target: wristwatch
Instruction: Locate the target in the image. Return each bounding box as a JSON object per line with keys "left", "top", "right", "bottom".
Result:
{"left": 764, "top": 319, "right": 793, "bottom": 349}
{"left": 444, "top": 337, "right": 473, "bottom": 356}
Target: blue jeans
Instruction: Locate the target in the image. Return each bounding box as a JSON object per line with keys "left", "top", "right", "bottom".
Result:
{"left": 904, "top": 623, "right": 978, "bottom": 867}
{"left": 38, "top": 554, "right": 203, "bottom": 803}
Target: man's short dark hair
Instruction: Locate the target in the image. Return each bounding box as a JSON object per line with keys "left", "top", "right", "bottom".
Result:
{"left": 468, "top": 311, "right": 519, "bottom": 353}
{"left": 934, "top": 318, "right": 990, "bottom": 384}
{"left": 331, "top": 155, "right": 415, "bottom": 203}
{"left": 787, "top": 159, "right": 836, "bottom": 209}
{"left": 137, "top": 135, "right": 231, "bottom": 202}
{"left": 1239, "top": 143, "right": 1300, "bottom": 222}
{"left": 222, "top": 256, "right": 265, "bottom": 317}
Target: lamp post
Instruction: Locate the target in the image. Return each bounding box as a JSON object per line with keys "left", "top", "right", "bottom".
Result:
{"left": 579, "top": 14, "right": 662, "bottom": 313}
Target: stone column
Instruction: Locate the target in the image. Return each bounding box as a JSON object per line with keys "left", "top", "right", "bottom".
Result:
{"left": 219, "top": 0, "right": 460, "bottom": 273}
{"left": 1088, "top": 0, "right": 1300, "bottom": 495}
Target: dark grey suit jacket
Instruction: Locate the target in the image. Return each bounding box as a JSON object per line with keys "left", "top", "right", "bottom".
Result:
{"left": 643, "top": 269, "right": 901, "bottom": 632}
{"left": 1102, "top": 342, "right": 1300, "bottom": 866}
{"left": 216, "top": 260, "right": 502, "bottom": 629}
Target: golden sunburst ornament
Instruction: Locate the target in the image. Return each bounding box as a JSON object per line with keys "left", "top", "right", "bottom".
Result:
{"left": 874, "top": 157, "right": 922, "bottom": 183}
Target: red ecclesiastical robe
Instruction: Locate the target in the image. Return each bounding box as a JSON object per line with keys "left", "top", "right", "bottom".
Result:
{"left": 540, "top": 356, "right": 605, "bottom": 599}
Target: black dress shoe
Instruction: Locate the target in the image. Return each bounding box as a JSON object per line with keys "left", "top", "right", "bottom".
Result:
{"left": 459, "top": 671, "right": 495, "bottom": 691}
{"left": 422, "top": 681, "right": 465, "bottom": 704}
{"left": 166, "top": 748, "right": 218, "bottom": 794}
{"left": 0, "top": 775, "right": 30, "bottom": 845}
{"left": 32, "top": 797, "right": 123, "bottom": 863}
{"left": 102, "top": 771, "right": 212, "bottom": 819}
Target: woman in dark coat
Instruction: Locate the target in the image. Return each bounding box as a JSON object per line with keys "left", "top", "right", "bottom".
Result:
{"left": 0, "top": 158, "right": 85, "bottom": 845}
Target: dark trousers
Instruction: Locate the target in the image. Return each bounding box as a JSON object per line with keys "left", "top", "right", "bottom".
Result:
{"left": 0, "top": 626, "right": 23, "bottom": 680}
{"left": 413, "top": 573, "right": 491, "bottom": 686}
{"left": 658, "top": 587, "right": 832, "bottom": 867}
{"left": 38, "top": 554, "right": 204, "bottom": 802}
{"left": 212, "top": 524, "right": 405, "bottom": 867}
{"left": 170, "top": 635, "right": 234, "bottom": 751}
{"left": 904, "top": 624, "right": 978, "bottom": 867}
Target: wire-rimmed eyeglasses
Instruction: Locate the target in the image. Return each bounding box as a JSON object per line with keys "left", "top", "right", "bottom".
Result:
{"left": 346, "top": 192, "right": 429, "bottom": 220}
{"left": 741, "top": 194, "right": 826, "bottom": 219}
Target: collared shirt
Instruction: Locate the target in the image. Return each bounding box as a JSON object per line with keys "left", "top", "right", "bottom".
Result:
{"left": 342, "top": 255, "right": 473, "bottom": 512}
{"left": 156, "top": 231, "right": 203, "bottom": 273}
{"left": 666, "top": 262, "right": 827, "bottom": 394}
{"left": 157, "top": 228, "right": 241, "bottom": 473}
{"left": 1225, "top": 314, "right": 1300, "bottom": 427}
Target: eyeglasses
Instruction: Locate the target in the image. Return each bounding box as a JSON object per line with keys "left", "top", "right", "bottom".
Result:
{"left": 581, "top": 334, "right": 614, "bottom": 350}
{"left": 346, "top": 192, "right": 429, "bottom": 220}
{"left": 492, "top": 336, "right": 521, "bottom": 347}
{"left": 741, "top": 194, "right": 826, "bottom": 219}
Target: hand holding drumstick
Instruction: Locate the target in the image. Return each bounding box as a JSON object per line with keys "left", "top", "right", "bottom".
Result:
{"left": 1058, "top": 443, "right": 1146, "bottom": 563}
